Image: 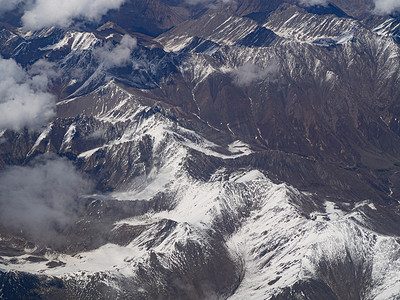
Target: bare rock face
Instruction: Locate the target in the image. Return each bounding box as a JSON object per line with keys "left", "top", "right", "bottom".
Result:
{"left": 1, "top": 0, "right": 400, "bottom": 299}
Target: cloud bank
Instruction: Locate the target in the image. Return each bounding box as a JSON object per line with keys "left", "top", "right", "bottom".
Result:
{"left": 0, "top": 58, "right": 57, "bottom": 131}
{"left": 373, "top": 0, "right": 400, "bottom": 14}
{"left": 232, "top": 61, "right": 279, "bottom": 87}
{"left": 0, "top": 155, "right": 93, "bottom": 246}
{"left": 22, "top": 0, "right": 125, "bottom": 30}
{"left": 95, "top": 35, "right": 137, "bottom": 68}
{"left": 0, "top": 0, "right": 125, "bottom": 30}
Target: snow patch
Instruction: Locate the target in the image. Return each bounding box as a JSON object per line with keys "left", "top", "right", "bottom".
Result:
{"left": 43, "top": 32, "right": 99, "bottom": 51}
{"left": 60, "top": 124, "right": 76, "bottom": 152}
{"left": 27, "top": 123, "right": 53, "bottom": 156}
{"left": 228, "top": 140, "right": 253, "bottom": 155}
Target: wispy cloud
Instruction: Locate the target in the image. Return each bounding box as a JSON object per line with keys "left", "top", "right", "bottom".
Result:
{"left": 373, "top": 0, "right": 400, "bottom": 14}
{"left": 0, "top": 0, "right": 26, "bottom": 14}
{"left": 300, "top": 0, "right": 400, "bottom": 14}
{"left": 94, "top": 35, "right": 137, "bottom": 69}
{"left": 0, "top": 58, "right": 57, "bottom": 131}
{"left": 0, "top": 154, "right": 93, "bottom": 246}
{"left": 298, "top": 0, "right": 328, "bottom": 7}
{"left": 185, "top": 0, "right": 234, "bottom": 6}
{"left": 231, "top": 61, "right": 279, "bottom": 87}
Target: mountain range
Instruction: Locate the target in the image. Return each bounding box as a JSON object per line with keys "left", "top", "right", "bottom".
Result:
{"left": 1, "top": 0, "right": 400, "bottom": 299}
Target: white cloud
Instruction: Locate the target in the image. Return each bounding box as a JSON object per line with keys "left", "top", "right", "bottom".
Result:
{"left": 231, "top": 61, "right": 279, "bottom": 87}
{"left": 95, "top": 35, "right": 137, "bottom": 69}
{"left": 299, "top": 0, "right": 328, "bottom": 7}
{"left": 28, "top": 59, "right": 61, "bottom": 90}
{"left": 0, "top": 155, "right": 93, "bottom": 246}
{"left": 0, "top": 58, "right": 57, "bottom": 131}
{"left": 5, "top": 0, "right": 126, "bottom": 30}
{"left": 373, "top": 0, "right": 400, "bottom": 14}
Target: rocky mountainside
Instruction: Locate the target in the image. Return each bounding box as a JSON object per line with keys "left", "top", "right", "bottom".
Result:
{"left": 1, "top": 0, "right": 400, "bottom": 299}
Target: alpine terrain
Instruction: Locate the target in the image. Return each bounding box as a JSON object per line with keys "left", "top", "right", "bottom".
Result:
{"left": 1, "top": 0, "right": 400, "bottom": 299}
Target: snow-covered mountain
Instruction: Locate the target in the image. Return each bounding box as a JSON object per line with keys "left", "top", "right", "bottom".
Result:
{"left": 1, "top": 0, "right": 400, "bottom": 299}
